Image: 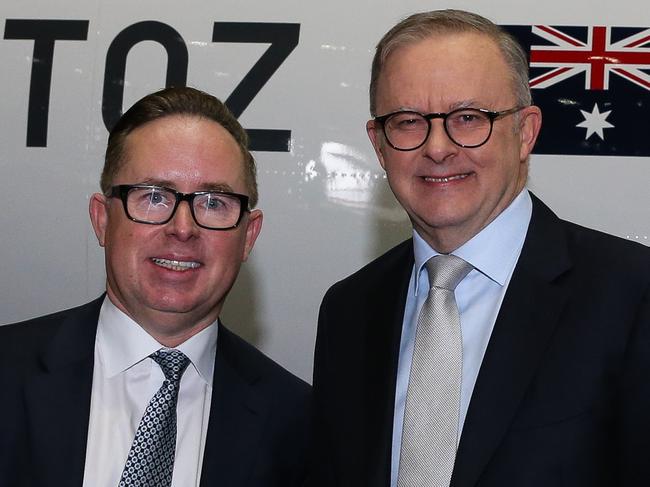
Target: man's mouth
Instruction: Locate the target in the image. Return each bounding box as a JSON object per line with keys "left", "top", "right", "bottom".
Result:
{"left": 151, "top": 258, "right": 201, "bottom": 271}
{"left": 423, "top": 173, "right": 470, "bottom": 183}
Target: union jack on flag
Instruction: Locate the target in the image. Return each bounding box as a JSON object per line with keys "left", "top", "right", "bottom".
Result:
{"left": 505, "top": 25, "right": 650, "bottom": 157}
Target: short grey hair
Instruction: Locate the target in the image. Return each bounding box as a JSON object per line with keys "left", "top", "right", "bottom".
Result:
{"left": 369, "top": 9, "right": 531, "bottom": 116}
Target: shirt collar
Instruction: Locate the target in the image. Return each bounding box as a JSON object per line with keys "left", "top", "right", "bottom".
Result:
{"left": 413, "top": 189, "right": 532, "bottom": 294}
{"left": 96, "top": 296, "right": 217, "bottom": 386}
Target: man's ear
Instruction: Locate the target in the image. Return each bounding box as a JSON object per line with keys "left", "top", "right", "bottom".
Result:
{"left": 241, "top": 209, "right": 263, "bottom": 261}
{"left": 518, "top": 105, "right": 542, "bottom": 162}
{"left": 366, "top": 119, "right": 388, "bottom": 170}
{"left": 89, "top": 193, "right": 109, "bottom": 247}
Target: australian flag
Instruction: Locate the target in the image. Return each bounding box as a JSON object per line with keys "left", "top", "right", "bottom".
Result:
{"left": 504, "top": 25, "right": 650, "bottom": 157}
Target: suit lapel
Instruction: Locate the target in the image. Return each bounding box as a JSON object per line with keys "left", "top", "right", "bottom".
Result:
{"left": 24, "top": 298, "right": 101, "bottom": 487}
{"left": 200, "top": 325, "right": 269, "bottom": 487}
{"left": 452, "top": 196, "right": 573, "bottom": 487}
{"left": 363, "top": 241, "right": 414, "bottom": 486}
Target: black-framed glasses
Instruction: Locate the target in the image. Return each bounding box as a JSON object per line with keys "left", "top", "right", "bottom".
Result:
{"left": 109, "top": 185, "right": 250, "bottom": 230}
{"left": 373, "top": 106, "right": 525, "bottom": 150}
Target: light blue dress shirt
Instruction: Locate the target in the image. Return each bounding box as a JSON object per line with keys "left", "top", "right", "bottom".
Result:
{"left": 390, "top": 189, "right": 533, "bottom": 486}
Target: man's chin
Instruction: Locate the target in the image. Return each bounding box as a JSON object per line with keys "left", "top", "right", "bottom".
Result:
{"left": 146, "top": 296, "right": 208, "bottom": 316}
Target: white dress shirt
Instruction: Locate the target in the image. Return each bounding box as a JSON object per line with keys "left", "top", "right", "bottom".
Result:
{"left": 82, "top": 297, "right": 217, "bottom": 487}
{"left": 390, "top": 189, "right": 533, "bottom": 486}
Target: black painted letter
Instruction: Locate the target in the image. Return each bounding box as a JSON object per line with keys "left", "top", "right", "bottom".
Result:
{"left": 213, "top": 22, "right": 300, "bottom": 152}
{"left": 102, "top": 21, "right": 188, "bottom": 131}
{"left": 4, "top": 19, "right": 89, "bottom": 147}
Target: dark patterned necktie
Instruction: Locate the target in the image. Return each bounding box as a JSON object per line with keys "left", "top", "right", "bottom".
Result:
{"left": 398, "top": 254, "right": 473, "bottom": 487}
{"left": 118, "top": 349, "right": 190, "bottom": 487}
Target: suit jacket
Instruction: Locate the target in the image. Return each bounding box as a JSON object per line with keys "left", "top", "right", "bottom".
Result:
{"left": 312, "top": 194, "right": 650, "bottom": 486}
{"left": 0, "top": 296, "right": 311, "bottom": 487}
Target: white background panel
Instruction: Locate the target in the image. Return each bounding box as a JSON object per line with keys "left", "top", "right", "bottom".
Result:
{"left": 1, "top": 0, "right": 648, "bottom": 381}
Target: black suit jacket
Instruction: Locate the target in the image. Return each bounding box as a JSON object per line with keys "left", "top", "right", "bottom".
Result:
{"left": 312, "top": 194, "right": 650, "bottom": 486}
{"left": 0, "top": 297, "right": 311, "bottom": 487}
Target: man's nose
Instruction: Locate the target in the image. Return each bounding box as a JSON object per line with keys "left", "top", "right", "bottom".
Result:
{"left": 422, "top": 119, "right": 459, "bottom": 163}
{"left": 166, "top": 200, "right": 200, "bottom": 240}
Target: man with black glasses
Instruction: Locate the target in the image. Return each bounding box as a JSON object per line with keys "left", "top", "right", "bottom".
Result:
{"left": 0, "top": 86, "right": 310, "bottom": 487}
{"left": 313, "top": 9, "right": 650, "bottom": 487}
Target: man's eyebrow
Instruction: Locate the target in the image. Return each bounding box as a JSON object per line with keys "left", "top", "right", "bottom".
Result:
{"left": 139, "top": 178, "right": 174, "bottom": 187}
{"left": 138, "top": 179, "right": 235, "bottom": 193}
{"left": 200, "top": 183, "right": 235, "bottom": 193}
{"left": 449, "top": 99, "right": 482, "bottom": 110}
{"left": 396, "top": 100, "right": 483, "bottom": 113}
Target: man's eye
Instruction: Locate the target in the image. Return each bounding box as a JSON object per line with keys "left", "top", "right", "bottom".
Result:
{"left": 451, "top": 111, "right": 487, "bottom": 127}
{"left": 459, "top": 114, "right": 478, "bottom": 123}
{"left": 390, "top": 114, "right": 426, "bottom": 130}
{"left": 196, "top": 194, "right": 230, "bottom": 212}
{"left": 147, "top": 191, "right": 169, "bottom": 205}
{"left": 398, "top": 118, "right": 418, "bottom": 127}
{"left": 206, "top": 197, "right": 225, "bottom": 210}
{"left": 134, "top": 189, "right": 170, "bottom": 208}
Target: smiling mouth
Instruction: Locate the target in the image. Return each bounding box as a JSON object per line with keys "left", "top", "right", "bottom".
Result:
{"left": 423, "top": 173, "right": 470, "bottom": 183}
{"left": 151, "top": 258, "right": 201, "bottom": 271}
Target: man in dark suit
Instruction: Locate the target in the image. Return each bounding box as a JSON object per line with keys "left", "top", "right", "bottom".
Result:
{"left": 0, "top": 86, "right": 310, "bottom": 487}
{"left": 312, "top": 10, "right": 650, "bottom": 487}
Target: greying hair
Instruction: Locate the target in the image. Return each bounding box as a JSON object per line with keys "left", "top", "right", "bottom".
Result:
{"left": 369, "top": 9, "right": 531, "bottom": 116}
{"left": 102, "top": 86, "right": 258, "bottom": 207}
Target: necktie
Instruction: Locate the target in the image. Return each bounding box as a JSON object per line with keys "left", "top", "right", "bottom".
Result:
{"left": 397, "top": 254, "right": 473, "bottom": 487}
{"left": 118, "top": 349, "right": 190, "bottom": 487}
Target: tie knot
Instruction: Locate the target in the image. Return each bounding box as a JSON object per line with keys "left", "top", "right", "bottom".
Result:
{"left": 150, "top": 349, "right": 190, "bottom": 383}
{"left": 425, "top": 254, "right": 473, "bottom": 291}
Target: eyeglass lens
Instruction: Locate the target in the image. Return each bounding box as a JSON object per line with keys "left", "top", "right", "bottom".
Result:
{"left": 126, "top": 186, "right": 242, "bottom": 228}
{"left": 383, "top": 109, "right": 493, "bottom": 149}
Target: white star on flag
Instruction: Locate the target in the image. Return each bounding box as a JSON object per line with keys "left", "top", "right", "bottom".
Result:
{"left": 576, "top": 103, "right": 614, "bottom": 140}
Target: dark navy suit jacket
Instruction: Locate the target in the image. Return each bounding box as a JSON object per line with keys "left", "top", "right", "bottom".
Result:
{"left": 313, "top": 194, "right": 650, "bottom": 486}
{"left": 0, "top": 297, "right": 311, "bottom": 487}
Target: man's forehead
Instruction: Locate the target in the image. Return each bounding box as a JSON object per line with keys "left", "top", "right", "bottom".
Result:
{"left": 377, "top": 32, "right": 512, "bottom": 104}
{"left": 120, "top": 116, "right": 241, "bottom": 159}
{"left": 114, "top": 117, "right": 246, "bottom": 185}
{"left": 124, "top": 114, "right": 232, "bottom": 144}
{"left": 385, "top": 30, "right": 501, "bottom": 65}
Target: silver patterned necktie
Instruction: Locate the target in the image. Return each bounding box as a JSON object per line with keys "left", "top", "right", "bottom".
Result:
{"left": 118, "top": 349, "right": 190, "bottom": 487}
{"left": 397, "top": 254, "right": 473, "bottom": 487}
